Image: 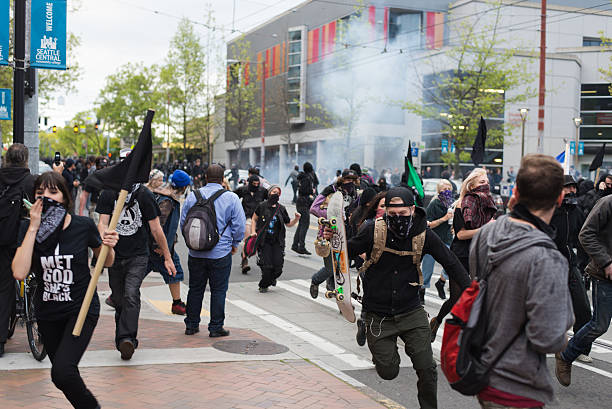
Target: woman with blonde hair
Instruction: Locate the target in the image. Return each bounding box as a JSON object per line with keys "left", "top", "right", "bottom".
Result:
{"left": 430, "top": 168, "right": 497, "bottom": 340}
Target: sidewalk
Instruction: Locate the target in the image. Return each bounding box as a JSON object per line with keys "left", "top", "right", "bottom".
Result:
{"left": 0, "top": 274, "right": 390, "bottom": 409}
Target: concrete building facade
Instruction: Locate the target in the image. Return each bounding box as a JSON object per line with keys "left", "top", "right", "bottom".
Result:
{"left": 214, "top": 0, "right": 612, "bottom": 184}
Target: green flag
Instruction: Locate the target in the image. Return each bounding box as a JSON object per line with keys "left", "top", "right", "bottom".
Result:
{"left": 405, "top": 145, "right": 424, "bottom": 199}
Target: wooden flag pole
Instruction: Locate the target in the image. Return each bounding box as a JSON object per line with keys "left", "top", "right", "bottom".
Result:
{"left": 73, "top": 189, "right": 128, "bottom": 336}
{"left": 595, "top": 168, "right": 601, "bottom": 185}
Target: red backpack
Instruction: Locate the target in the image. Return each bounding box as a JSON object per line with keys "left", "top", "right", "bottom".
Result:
{"left": 441, "top": 271, "right": 523, "bottom": 396}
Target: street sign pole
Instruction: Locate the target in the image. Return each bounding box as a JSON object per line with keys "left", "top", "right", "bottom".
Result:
{"left": 13, "top": 0, "right": 25, "bottom": 144}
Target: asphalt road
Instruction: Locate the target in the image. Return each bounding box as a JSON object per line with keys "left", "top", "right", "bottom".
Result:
{"left": 171, "top": 197, "right": 612, "bottom": 409}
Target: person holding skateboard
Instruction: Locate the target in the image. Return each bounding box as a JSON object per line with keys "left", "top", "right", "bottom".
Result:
{"left": 322, "top": 187, "right": 470, "bottom": 409}
{"left": 250, "top": 185, "right": 300, "bottom": 292}
{"left": 234, "top": 175, "right": 268, "bottom": 274}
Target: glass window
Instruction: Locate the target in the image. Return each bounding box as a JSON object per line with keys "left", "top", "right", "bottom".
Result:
{"left": 288, "top": 102, "right": 299, "bottom": 116}
{"left": 289, "top": 42, "right": 301, "bottom": 53}
{"left": 583, "top": 37, "right": 602, "bottom": 47}
{"left": 288, "top": 66, "right": 300, "bottom": 79}
{"left": 288, "top": 78, "right": 300, "bottom": 91}
{"left": 581, "top": 83, "right": 610, "bottom": 96}
{"left": 389, "top": 10, "right": 421, "bottom": 48}
{"left": 581, "top": 97, "right": 612, "bottom": 111}
{"left": 580, "top": 127, "right": 612, "bottom": 140}
{"left": 289, "top": 30, "right": 302, "bottom": 41}
{"left": 288, "top": 54, "right": 301, "bottom": 66}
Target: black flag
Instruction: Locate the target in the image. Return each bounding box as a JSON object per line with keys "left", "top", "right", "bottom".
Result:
{"left": 589, "top": 143, "right": 606, "bottom": 172}
{"left": 85, "top": 110, "right": 154, "bottom": 192}
{"left": 471, "top": 116, "right": 487, "bottom": 167}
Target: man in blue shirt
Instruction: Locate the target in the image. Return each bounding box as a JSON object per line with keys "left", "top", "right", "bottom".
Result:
{"left": 180, "top": 164, "right": 246, "bottom": 337}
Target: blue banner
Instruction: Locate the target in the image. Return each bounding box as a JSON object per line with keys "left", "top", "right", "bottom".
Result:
{"left": 0, "top": 89, "right": 11, "bottom": 120}
{"left": 30, "top": 0, "right": 67, "bottom": 70}
{"left": 578, "top": 141, "right": 584, "bottom": 156}
{"left": 569, "top": 141, "right": 576, "bottom": 155}
{"left": 0, "top": 0, "right": 8, "bottom": 66}
{"left": 441, "top": 139, "right": 448, "bottom": 154}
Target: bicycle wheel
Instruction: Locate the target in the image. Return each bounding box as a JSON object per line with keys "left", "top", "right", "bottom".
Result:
{"left": 24, "top": 277, "right": 46, "bottom": 361}
{"left": 7, "top": 281, "right": 20, "bottom": 339}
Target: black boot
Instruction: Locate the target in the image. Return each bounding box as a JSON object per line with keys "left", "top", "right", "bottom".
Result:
{"left": 435, "top": 279, "right": 447, "bottom": 300}
{"left": 419, "top": 288, "right": 426, "bottom": 306}
{"left": 356, "top": 319, "right": 367, "bottom": 346}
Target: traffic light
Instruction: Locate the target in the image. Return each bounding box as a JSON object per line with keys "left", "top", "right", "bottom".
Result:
{"left": 107, "top": 152, "right": 111, "bottom": 158}
{"left": 73, "top": 125, "right": 79, "bottom": 134}
{"left": 52, "top": 125, "right": 57, "bottom": 133}
{"left": 95, "top": 118, "right": 100, "bottom": 131}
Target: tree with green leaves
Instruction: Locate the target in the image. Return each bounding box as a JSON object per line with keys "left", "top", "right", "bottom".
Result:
{"left": 402, "top": 0, "right": 535, "bottom": 174}
{"left": 95, "top": 62, "right": 165, "bottom": 147}
{"left": 225, "top": 38, "right": 260, "bottom": 167}
{"left": 161, "top": 19, "right": 206, "bottom": 159}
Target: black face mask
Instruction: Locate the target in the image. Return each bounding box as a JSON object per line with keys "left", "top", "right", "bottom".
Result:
{"left": 562, "top": 192, "right": 577, "bottom": 206}
{"left": 386, "top": 214, "right": 413, "bottom": 239}
{"left": 268, "top": 194, "right": 279, "bottom": 204}
{"left": 36, "top": 197, "right": 67, "bottom": 253}
{"left": 342, "top": 183, "right": 355, "bottom": 195}
{"left": 249, "top": 183, "right": 259, "bottom": 192}
{"left": 603, "top": 187, "right": 612, "bottom": 197}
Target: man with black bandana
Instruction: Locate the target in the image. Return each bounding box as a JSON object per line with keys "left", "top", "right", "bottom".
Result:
{"left": 550, "top": 175, "right": 592, "bottom": 363}
{"left": 235, "top": 175, "right": 268, "bottom": 274}
{"left": 323, "top": 187, "right": 470, "bottom": 409}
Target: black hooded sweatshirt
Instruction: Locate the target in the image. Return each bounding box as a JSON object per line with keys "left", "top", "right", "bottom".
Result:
{"left": 0, "top": 166, "right": 35, "bottom": 204}
{"left": 348, "top": 207, "right": 470, "bottom": 316}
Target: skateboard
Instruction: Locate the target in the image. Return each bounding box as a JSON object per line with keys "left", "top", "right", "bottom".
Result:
{"left": 318, "top": 191, "right": 355, "bottom": 323}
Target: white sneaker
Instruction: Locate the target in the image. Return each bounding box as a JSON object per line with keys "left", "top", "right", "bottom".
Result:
{"left": 577, "top": 354, "right": 593, "bottom": 363}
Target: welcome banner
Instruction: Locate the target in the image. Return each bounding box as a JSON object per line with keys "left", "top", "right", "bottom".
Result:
{"left": 30, "top": 0, "right": 67, "bottom": 70}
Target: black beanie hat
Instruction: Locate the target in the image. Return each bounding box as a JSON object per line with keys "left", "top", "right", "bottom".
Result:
{"left": 385, "top": 187, "right": 415, "bottom": 207}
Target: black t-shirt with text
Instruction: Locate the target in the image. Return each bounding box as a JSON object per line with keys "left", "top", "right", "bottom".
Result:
{"left": 96, "top": 187, "right": 160, "bottom": 259}
{"left": 24, "top": 216, "right": 103, "bottom": 321}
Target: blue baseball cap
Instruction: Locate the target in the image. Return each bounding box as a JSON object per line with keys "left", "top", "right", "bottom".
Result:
{"left": 171, "top": 170, "right": 191, "bottom": 187}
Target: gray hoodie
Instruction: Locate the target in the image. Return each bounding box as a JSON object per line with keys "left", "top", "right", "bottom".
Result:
{"left": 469, "top": 215, "right": 574, "bottom": 404}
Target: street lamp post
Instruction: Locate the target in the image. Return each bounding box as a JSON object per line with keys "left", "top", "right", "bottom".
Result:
{"left": 573, "top": 117, "right": 582, "bottom": 174}
{"left": 519, "top": 108, "right": 529, "bottom": 159}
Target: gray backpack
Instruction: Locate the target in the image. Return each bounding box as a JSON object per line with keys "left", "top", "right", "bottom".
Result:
{"left": 182, "top": 189, "right": 227, "bottom": 251}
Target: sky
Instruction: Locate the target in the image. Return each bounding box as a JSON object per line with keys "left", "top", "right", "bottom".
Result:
{"left": 42, "top": 0, "right": 306, "bottom": 127}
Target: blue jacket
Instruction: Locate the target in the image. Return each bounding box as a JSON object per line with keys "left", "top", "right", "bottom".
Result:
{"left": 180, "top": 183, "right": 246, "bottom": 259}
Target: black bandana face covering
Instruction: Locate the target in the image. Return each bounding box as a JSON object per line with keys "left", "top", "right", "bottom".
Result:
{"left": 36, "top": 197, "right": 67, "bottom": 253}
{"left": 386, "top": 214, "right": 413, "bottom": 238}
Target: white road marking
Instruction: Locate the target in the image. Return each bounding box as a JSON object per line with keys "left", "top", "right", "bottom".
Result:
{"left": 229, "top": 299, "right": 373, "bottom": 369}
{"left": 311, "top": 359, "right": 366, "bottom": 388}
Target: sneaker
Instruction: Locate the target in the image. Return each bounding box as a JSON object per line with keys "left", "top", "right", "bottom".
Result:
{"left": 435, "top": 279, "right": 447, "bottom": 300}
{"left": 291, "top": 245, "right": 301, "bottom": 254}
{"left": 241, "top": 257, "right": 250, "bottom": 275}
{"left": 577, "top": 354, "right": 593, "bottom": 363}
{"left": 171, "top": 301, "right": 186, "bottom": 315}
{"left": 299, "top": 248, "right": 312, "bottom": 255}
{"left": 555, "top": 353, "right": 572, "bottom": 387}
{"left": 209, "top": 328, "right": 230, "bottom": 338}
{"left": 259, "top": 287, "right": 268, "bottom": 293}
{"left": 309, "top": 283, "right": 319, "bottom": 299}
{"left": 105, "top": 296, "right": 115, "bottom": 309}
{"left": 430, "top": 317, "right": 440, "bottom": 343}
{"left": 356, "top": 319, "right": 367, "bottom": 346}
{"left": 119, "top": 339, "right": 135, "bottom": 360}
{"left": 271, "top": 279, "right": 277, "bottom": 286}
{"left": 242, "top": 266, "right": 250, "bottom": 275}
{"left": 185, "top": 327, "right": 200, "bottom": 335}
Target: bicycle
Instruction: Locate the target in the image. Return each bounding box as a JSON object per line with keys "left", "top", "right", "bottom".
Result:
{"left": 7, "top": 271, "right": 47, "bottom": 361}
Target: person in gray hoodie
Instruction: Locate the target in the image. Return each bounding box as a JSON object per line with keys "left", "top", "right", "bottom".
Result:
{"left": 469, "top": 154, "right": 574, "bottom": 408}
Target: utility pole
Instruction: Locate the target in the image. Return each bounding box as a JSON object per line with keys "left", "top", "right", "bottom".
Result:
{"left": 13, "top": 0, "right": 25, "bottom": 144}
{"left": 23, "top": 0, "right": 38, "bottom": 174}
{"left": 536, "top": 0, "right": 547, "bottom": 153}
{"left": 166, "top": 93, "right": 170, "bottom": 163}
{"left": 260, "top": 59, "right": 266, "bottom": 167}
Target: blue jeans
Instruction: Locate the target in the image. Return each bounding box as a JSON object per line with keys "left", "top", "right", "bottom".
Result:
{"left": 185, "top": 253, "right": 232, "bottom": 332}
{"left": 421, "top": 244, "right": 450, "bottom": 288}
{"left": 312, "top": 255, "right": 335, "bottom": 291}
{"left": 562, "top": 278, "right": 612, "bottom": 363}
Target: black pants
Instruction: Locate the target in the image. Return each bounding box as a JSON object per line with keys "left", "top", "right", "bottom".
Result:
{"left": 292, "top": 200, "right": 310, "bottom": 249}
{"left": 108, "top": 255, "right": 149, "bottom": 349}
{"left": 435, "top": 256, "right": 468, "bottom": 323}
{"left": 366, "top": 308, "right": 437, "bottom": 409}
{"left": 258, "top": 241, "right": 284, "bottom": 288}
{"left": 569, "top": 265, "right": 593, "bottom": 354}
{"left": 0, "top": 248, "right": 15, "bottom": 343}
{"left": 38, "top": 313, "right": 99, "bottom": 409}
{"left": 291, "top": 182, "right": 297, "bottom": 203}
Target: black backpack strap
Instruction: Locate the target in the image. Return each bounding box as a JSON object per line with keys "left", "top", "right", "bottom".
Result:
{"left": 194, "top": 188, "right": 204, "bottom": 204}
{"left": 206, "top": 189, "right": 226, "bottom": 204}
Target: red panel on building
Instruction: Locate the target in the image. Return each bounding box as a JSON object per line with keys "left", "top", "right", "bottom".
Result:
{"left": 312, "top": 28, "right": 319, "bottom": 63}
{"left": 426, "top": 12, "right": 435, "bottom": 49}
{"left": 383, "top": 7, "right": 389, "bottom": 44}
{"left": 328, "top": 21, "right": 336, "bottom": 53}
{"left": 321, "top": 24, "right": 327, "bottom": 59}
{"left": 244, "top": 62, "right": 250, "bottom": 85}
{"left": 265, "top": 48, "right": 270, "bottom": 78}
{"left": 369, "top": 5, "right": 376, "bottom": 40}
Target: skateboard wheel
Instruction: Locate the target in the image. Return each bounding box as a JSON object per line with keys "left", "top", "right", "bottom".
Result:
{"left": 330, "top": 218, "right": 337, "bottom": 226}
{"left": 337, "top": 294, "right": 344, "bottom": 301}
{"left": 325, "top": 291, "right": 335, "bottom": 299}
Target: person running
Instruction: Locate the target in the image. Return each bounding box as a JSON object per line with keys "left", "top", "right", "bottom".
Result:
{"left": 292, "top": 162, "right": 317, "bottom": 255}
{"left": 250, "top": 185, "right": 300, "bottom": 292}
{"left": 147, "top": 169, "right": 191, "bottom": 315}
{"left": 423, "top": 180, "right": 454, "bottom": 301}
{"left": 322, "top": 187, "right": 469, "bottom": 409}
{"left": 12, "top": 172, "right": 119, "bottom": 409}
{"left": 97, "top": 181, "right": 176, "bottom": 360}
{"left": 470, "top": 154, "right": 573, "bottom": 408}
{"left": 285, "top": 165, "right": 299, "bottom": 204}
{"left": 235, "top": 175, "right": 268, "bottom": 274}
{"left": 556, "top": 188, "right": 612, "bottom": 387}
{"left": 430, "top": 168, "right": 497, "bottom": 341}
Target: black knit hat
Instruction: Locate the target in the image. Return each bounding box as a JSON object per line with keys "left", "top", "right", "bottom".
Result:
{"left": 385, "top": 187, "right": 415, "bottom": 207}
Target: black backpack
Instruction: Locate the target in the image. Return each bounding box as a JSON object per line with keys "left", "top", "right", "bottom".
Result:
{"left": 0, "top": 180, "right": 26, "bottom": 247}
{"left": 182, "top": 188, "right": 227, "bottom": 251}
